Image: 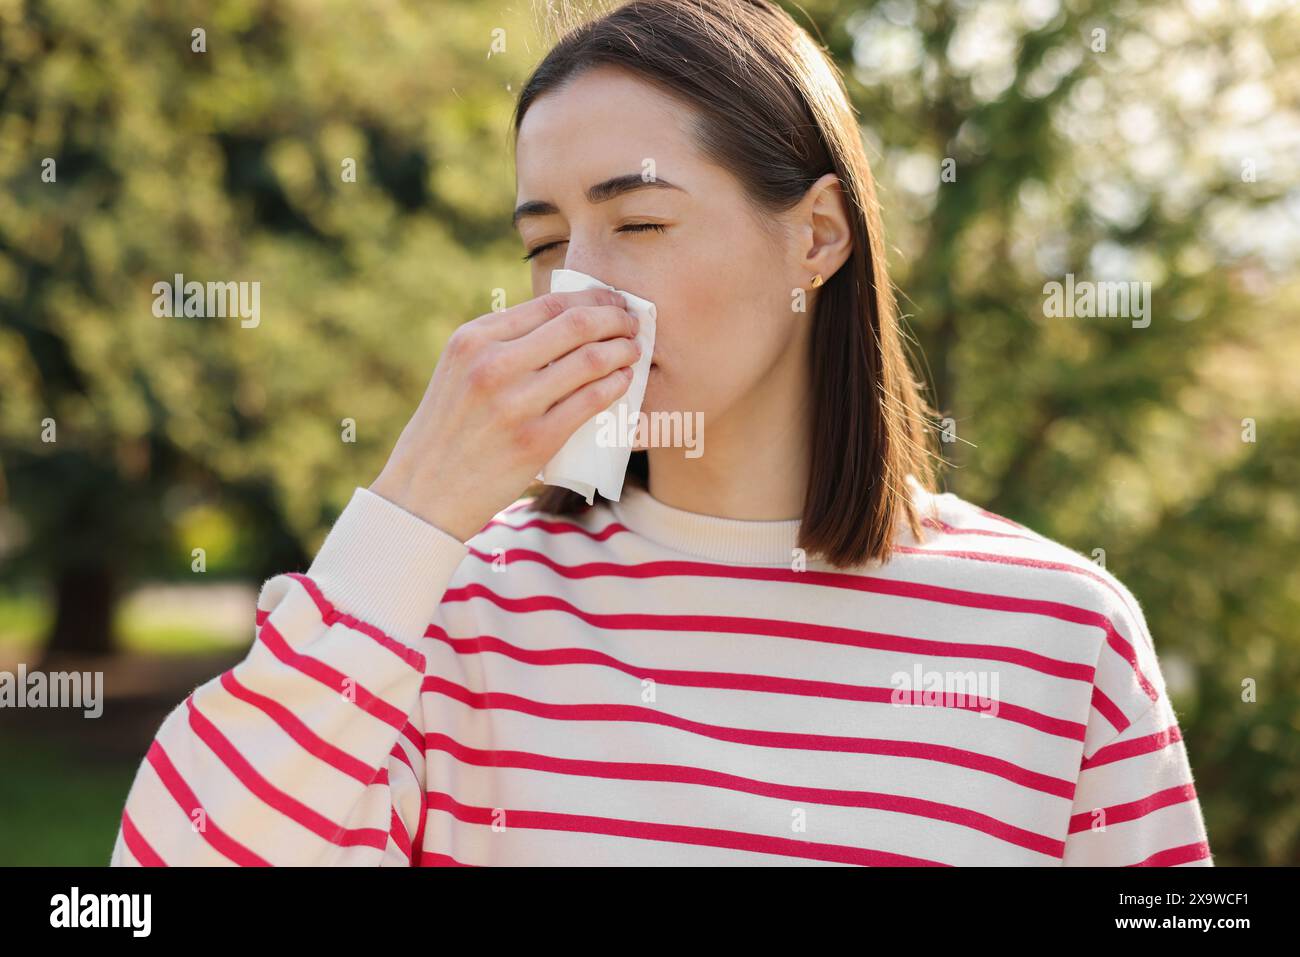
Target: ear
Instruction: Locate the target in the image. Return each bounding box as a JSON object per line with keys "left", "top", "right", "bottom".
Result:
{"left": 795, "top": 173, "right": 854, "bottom": 285}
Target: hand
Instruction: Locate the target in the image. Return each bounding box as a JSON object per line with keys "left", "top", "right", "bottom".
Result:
{"left": 369, "top": 288, "right": 642, "bottom": 541}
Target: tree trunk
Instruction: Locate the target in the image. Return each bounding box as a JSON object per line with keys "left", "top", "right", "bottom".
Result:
{"left": 40, "top": 562, "right": 118, "bottom": 665}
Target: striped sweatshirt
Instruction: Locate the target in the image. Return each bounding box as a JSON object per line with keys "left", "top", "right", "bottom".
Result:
{"left": 110, "top": 476, "right": 1213, "bottom": 866}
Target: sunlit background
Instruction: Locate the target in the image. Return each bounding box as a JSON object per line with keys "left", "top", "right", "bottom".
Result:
{"left": 1, "top": 0, "right": 1297, "bottom": 865}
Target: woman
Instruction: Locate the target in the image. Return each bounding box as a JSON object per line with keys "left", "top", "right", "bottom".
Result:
{"left": 110, "top": 0, "right": 1211, "bottom": 866}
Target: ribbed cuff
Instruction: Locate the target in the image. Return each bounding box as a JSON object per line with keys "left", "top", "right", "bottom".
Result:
{"left": 306, "top": 486, "right": 470, "bottom": 645}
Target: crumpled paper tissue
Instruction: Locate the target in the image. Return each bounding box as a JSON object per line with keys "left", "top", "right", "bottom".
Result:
{"left": 533, "top": 268, "right": 657, "bottom": 504}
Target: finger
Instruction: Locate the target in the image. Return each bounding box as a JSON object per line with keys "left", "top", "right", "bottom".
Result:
{"left": 518, "top": 335, "right": 641, "bottom": 415}
{"left": 480, "top": 288, "right": 628, "bottom": 342}
{"left": 538, "top": 365, "right": 634, "bottom": 439}
{"left": 509, "top": 303, "right": 639, "bottom": 371}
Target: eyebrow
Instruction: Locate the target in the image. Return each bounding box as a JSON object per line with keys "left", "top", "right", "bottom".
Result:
{"left": 513, "top": 173, "right": 686, "bottom": 229}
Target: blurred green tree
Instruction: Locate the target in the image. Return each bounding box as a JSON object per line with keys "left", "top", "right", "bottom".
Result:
{"left": 800, "top": 0, "right": 1300, "bottom": 863}
{"left": 0, "top": 0, "right": 534, "bottom": 657}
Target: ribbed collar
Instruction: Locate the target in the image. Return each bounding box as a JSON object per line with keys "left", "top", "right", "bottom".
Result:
{"left": 608, "top": 481, "right": 805, "bottom": 566}
{"left": 607, "top": 475, "right": 935, "bottom": 566}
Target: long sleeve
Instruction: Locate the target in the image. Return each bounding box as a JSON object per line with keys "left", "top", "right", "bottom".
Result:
{"left": 109, "top": 487, "right": 469, "bottom": 866}
{"left": 1063, "top": 693, "right": 1212, "bottom": 865}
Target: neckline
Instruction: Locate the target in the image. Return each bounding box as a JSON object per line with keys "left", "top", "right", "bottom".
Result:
{"left": 606, "top": 475, "right": 937, "bottom": 566}
{"left": 607, "top": 482, "right": 807, "bottom": 565}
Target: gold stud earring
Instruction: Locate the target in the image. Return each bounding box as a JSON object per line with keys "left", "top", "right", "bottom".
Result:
{"left": 810, "top": 273, "right": 824, "bottom": 289}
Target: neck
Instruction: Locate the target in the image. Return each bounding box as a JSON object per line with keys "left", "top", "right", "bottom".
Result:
{"left": 644, "top": 329, "right": 811, "bottom": 521}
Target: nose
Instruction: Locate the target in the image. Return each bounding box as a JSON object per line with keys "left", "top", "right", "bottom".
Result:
{"left": 560, "top": 252, "right": 609, "bottom": 284}
{"left": 558, "top": 229, "right": 619, "bottom": 286}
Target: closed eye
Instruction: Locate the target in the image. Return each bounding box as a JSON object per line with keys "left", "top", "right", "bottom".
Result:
{"left": 521, "top": 223, "right": 667, "bottom": 262}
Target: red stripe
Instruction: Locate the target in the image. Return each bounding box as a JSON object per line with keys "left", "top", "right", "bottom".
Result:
{"left": 399, "top": 717, "right": 429, "bottom": 866}
{"left": 284, "top": 572, "right": 426, "bottom": 674}
{"left": 1082, "top": 723, "right": 1183, "bottom": 770}
{"left": 256, "top": 619, "right": 409, "bottom": 731}
{"left": 419, "top": 852, "right": 474, "bottom": 866}
{"left": 219, "top": 671, "right": 376, "bottom": 784}
{"left": 145, "top": 737, "right": 270, "bottom": 866}
{"left": 449, "top": 497, "right": 1143, "bottom": 645}
{"left": 1090, "top": 685, "right": 1131, "bottom": 735}
{"left": 389, "top": 807, "right": 412, "bottom": 862}
{"left": 975, "top": 506, "right": 1032, "bottom": 531}
{"left": 920, "top": 517, "right": 1031, "bottom": 541}
{"left": 389, "top": 729, "right": 424, "bottom": 863}
{"left": 423, "top": 731, "right": 1065, "bottom": 858}
{"left": 1067, "top": 783, "right": 1199, "bottom": 833}
{"left": 893, "top": 543, "right": 1153, "bottom": 651}
{"left": 427, "top": 624, "right": 1086, "bottom": 742}
{"left": 400, "top": 720, "right": 422, "bottom": 754}
{"left": 389, "top": 740, "right": 416, "bottom": 777}
{"left": 412, "top": 788, "right": 429, "bottom": 867}
{"left": 1129, "top": 841, "right": 1212, "bottom": 867}
{"left": 441, "top": 582, "right": 1095, "bottom": 686}
{"left": 481, "top": 515, "right": 1154, "bottom": 654}
{"left": 482, "top": 515, "right": 628, "bottom": 541}
{"left": 424, "top": 789, "right": 948, "bottom": 866}
{"left": 185, "top": 696, "right": 388, "bottom": 851}
{"left": 492, "top": 505, "right": 1108, "bottom": 620}
{"left": 491, "top": 512, "right": 1026, "bottom": 543}
{"left": 460, "top": 540, "right": 1158, "bottom": 700}
{"left": 120, "top": 809, "right": 167, "bottom": 866}
{"left": 422, "top": 674, "right": 1075, "bottom": 798}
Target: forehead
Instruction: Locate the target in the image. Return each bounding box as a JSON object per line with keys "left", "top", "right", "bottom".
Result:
{"left": 515, "top": 66, "right": 697, "bottom": 194}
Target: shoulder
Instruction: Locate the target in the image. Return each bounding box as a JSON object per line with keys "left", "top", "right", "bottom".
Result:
{"left": 911, "top": 488, "right": 1153, "bottom": 639}
{"left": 908, "top": 487, "right": 1169, "bottom": 734}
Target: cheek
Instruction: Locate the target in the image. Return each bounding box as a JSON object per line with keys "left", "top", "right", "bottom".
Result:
{"left": 638, "top": 221, "right": 787, "bottom": 416}
{"left": 641, "top": 298, "right": 751, "bottom": 420}
{"left": 644, "top": 280, "right": 717, "bottom": 374}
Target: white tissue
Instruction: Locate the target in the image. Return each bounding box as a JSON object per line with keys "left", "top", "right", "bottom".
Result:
{"left": 533, "top": 268, "right": 657, "bottom": 504}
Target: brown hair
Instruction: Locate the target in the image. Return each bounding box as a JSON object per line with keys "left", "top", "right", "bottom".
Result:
{"left": 510, "top": 0, "right": 942, "bottom": 569}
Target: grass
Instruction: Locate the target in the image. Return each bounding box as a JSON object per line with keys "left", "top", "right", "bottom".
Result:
{"left": 0, "top": 585, "right": 253, "bottom": 864}
{"left": 0, "top": 732, "right": 137, "bottom": 866}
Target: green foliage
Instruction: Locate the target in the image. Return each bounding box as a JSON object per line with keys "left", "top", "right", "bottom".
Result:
{"left": 799, "top": 0, "right": 1300, "bottom": 864}
{"left": 0, "top": 0, "right": 535, "bottom": 584}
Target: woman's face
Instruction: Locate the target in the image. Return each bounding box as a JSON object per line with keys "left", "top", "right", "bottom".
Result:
{"left": 513, "top": 65, "right": 811, "bottom": 430}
